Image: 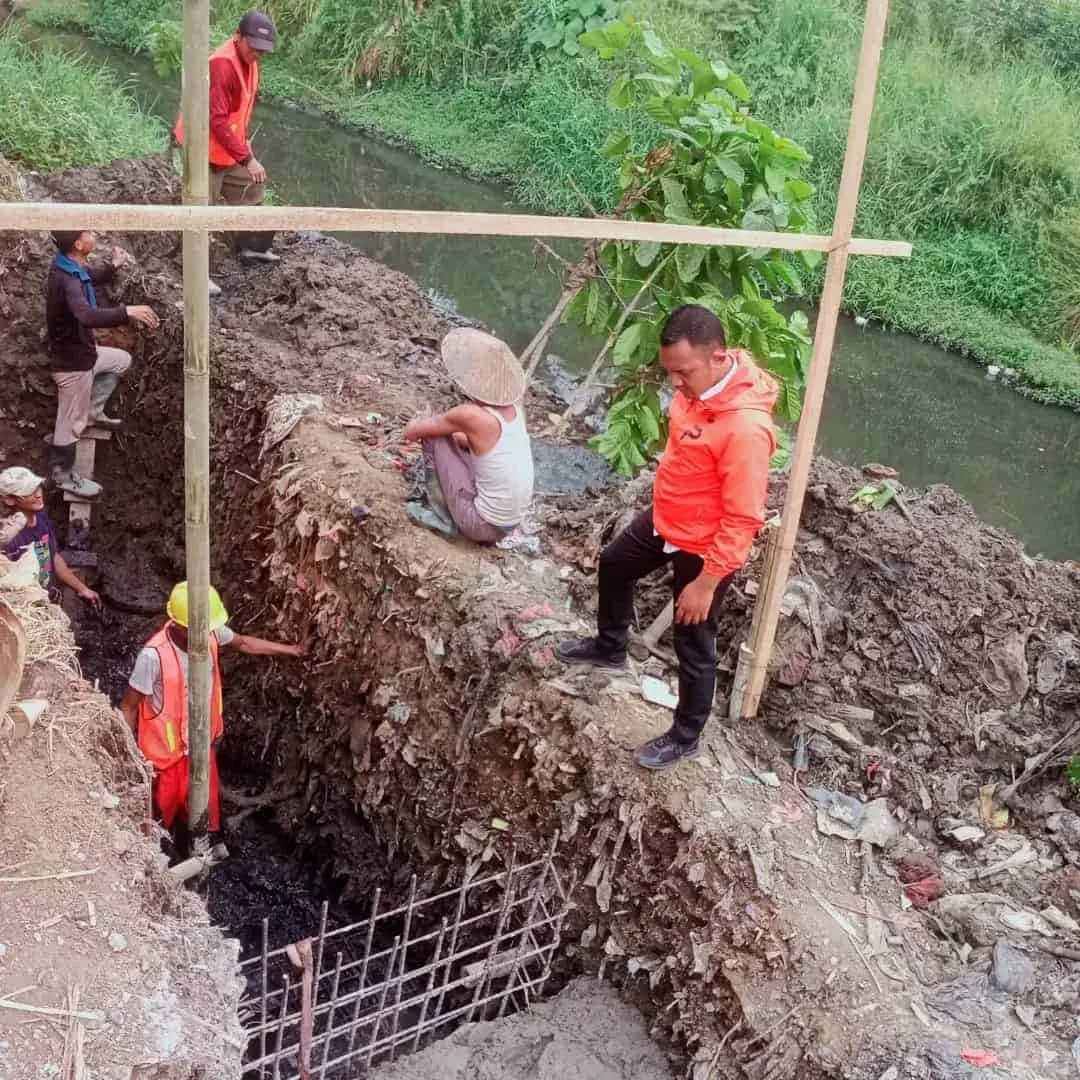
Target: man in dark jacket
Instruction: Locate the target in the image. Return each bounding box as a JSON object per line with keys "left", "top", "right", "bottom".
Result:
{"left": 46, "top": 230, "right": 159, "bottom": 498}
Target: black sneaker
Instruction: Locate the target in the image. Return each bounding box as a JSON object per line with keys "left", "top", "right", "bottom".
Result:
{"left": 637, "top": 733, "right": 701, "bottom": 771}
{"left": 555, "top": 637, "right": 627, "bottom": 670}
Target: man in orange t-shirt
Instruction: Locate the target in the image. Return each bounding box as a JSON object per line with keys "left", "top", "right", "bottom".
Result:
{"left": 558, "top": 304, "right": 777, "bottom": 770}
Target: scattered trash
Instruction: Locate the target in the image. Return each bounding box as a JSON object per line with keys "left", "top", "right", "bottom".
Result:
{"left": 107, "top": 932, "right": 127, "bottom": 954}
{"left": 1014, "top": 1003, "right": 1036, "bottom": 1030}
{"left": 1071, "top": 1036, "right": 1080, "bottom": 1072}
{"left": 945, "top": 825, "right": 985, "bottom": 844}
{"left": 490, "top": 818, "right": 510, "bottom": 831}
{"left": 999, "top": 908, "right": 1056, "bottom": 937}
{"left": 897, "top": 853, "right": 943, "bottom": 908}
{"left": 1041, "top": 905, "right": 1080, "bottom": 934}
{"left": 960, "top": 1049, "right": 1000, "bottom": 1068}
{"left": 877, "top": 1067, "right": 898, "bottom": 1080}
{"left": 851, "top": 480, "right": 899, "bottom": 512}
{"left": 640, "top": 676, "right": 678, "bottom": 711}
{"left": 88, "top": 790, "right": 120, "bottom": 811}
{"left": 990, "top": 939, "right": 1035, "bottom": 995}
{"left": 350, "top": 504, "right": 370, "bottom": 522}
{"left": 926, "top": 973, "right": 993, "bottom": 1028}
{"left": 807, "top": 788, "right": 899, "bottom": 847}
{"left": 754, "top": 771, "right": 781, "bottom": 789}
{"left": 496, "top": 529, "right": 541, "bottom": 555}
{"left": 792, "top": 732, "right": 808, "bottom": 772}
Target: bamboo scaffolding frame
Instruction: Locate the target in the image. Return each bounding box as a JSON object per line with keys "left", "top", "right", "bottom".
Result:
{"left": 181, "top": 0, "right": 213, "bottom": 835}
{"left": 739, "top": 0, "right": 892, "bottom": 718}
{"left": 0, "top": 204, "right": 909, "bottom": 258}
{"left": 3, "top": 0, "right": 905, "bottom": 809}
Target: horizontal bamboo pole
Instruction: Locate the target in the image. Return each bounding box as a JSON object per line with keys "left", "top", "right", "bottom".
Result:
{"left": 2, "top": 203, "right": 911, "bottom": 258}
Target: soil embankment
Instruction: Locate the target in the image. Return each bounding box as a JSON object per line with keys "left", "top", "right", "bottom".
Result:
{"left": 1, "top": 157, "right": 1079, "bottom": 1080}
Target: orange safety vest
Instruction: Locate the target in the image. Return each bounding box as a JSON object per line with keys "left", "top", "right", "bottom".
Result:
{"left": 173, "top": 38, "right": 259, "bottom": 168}
{"left": 137, "top": 623, "right": 224, "bottom": 771}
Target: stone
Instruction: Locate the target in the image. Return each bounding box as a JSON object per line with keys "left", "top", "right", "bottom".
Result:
{"left": 108, "top": 932, "right": 128, "bottom": 954}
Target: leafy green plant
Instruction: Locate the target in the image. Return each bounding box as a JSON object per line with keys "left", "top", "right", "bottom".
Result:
{"left": 144, "top": 17, "right": 183, "bottom": 76}
{"left": 1069, "top": 754, "right": 1080, "bottom": 792}
{"left": 524, "top": 0, "right": 629, "bottom": 59}
{"left": 549, "top": 18, "right": 814, "bottom": 476}
{"left": 24, "top": 0, "right": 91, "bottom": 30}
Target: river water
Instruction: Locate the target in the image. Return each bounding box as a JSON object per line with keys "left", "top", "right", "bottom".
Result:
{"left": 34, "top": 31, "right": 1080, "bottom": 558}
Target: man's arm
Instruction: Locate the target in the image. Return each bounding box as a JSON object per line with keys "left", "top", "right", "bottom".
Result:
{"left": 209, "top": 57, "right": 253, "bottom": 164}
{"left": 119, "top": 686, "right": 143, "bottom": 735}
{"left": 53, "top": 551, "right": 100, "bottom": 607}
{"left": 676, "top": 425, "right": 773, "bottom": 625}
{"left": 225, "top": 634, "right": 304, "bottom": 658}
{"left": 403, "top": 405, "right": 499, "bottom": 448}
{"left": 60, "top": 274, "right": 127, "bottom": 329}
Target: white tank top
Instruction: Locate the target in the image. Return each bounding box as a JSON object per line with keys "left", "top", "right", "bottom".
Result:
{"left": 473, "top": 405, "right": 534, "bottom": 527}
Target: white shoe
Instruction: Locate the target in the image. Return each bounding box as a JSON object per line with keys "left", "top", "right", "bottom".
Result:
{"left": 53, "top": 470, "right": 102, "bottom": 499}
{"left": 238, "top": 248, "right": 280, "bottom": 263}
{"left": 208, "top": 279, "right": 222, "bottom": 297}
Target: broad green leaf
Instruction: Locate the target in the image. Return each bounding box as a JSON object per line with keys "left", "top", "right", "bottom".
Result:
{"left": 536, "top": 22, "right": 563, "bottom": 48}
{"left": 711, "top": 61, "right": 731, "bottom": 83}
{"left": 608, "top": 73, "right": 634, "bottom": 109}
{"left": 600, "top": 131, "right": 632, "bottom": 160}
{"left": 801, "top": 249, "right": 823, "bottom": 272}
{"left": 578, "top": 28, "right": 610, "bottom": 50}
{"left": 724, "top": 177, "right": 743, "bottom": 212}
{"left": 722, "top": 72, "right": 751, "bottom": 103}
{"left": 660, "top": 177, "right": 693, "bottom": 223}
{"left": 576, "top": 0, "right": 598, "bottom": 14}
{"left": 613, "top": 323, "right": 644, "bottom": 368}
{"left": 636, "top": 404, "right": 661, "bottom": 441}
{"left": 675, "top": 244, "right": 706, "bottom": 283}
{"left": 585, "top": 279, "right": 600, "bottom": 328}
{"left": 765, "top": 164, "right": 787, "bottom": 195}
{"left": 713, "top": 155, "right": 746, "bottom": 184}
{"left": 635, "top": 239, "right": 661, "bottom": 267}
{"left": 784, "top": 178, "right": 813, "bottom": 202}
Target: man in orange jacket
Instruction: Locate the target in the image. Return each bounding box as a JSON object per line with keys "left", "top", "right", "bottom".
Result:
{"left": 174, "top": 9, "right": 278, "bottom": 283}
{"left": 120, "top": 582, "right": 303, "bottom": 852}
{"left": 558, "top": 304, "right": 777, "bottom": 770}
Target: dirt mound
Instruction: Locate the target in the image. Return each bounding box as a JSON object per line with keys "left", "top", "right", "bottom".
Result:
{"left": 1, "top": 157, "right": 1078, "bottom": 1080}
{"left": 371, "top": 976, "right": 676, "bottom": 1080}
{"left": 0, "top": 588, "right": 241, "bottom": 1080}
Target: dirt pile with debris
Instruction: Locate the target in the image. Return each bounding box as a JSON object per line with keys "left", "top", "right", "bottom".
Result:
{"left": 371, "top": 976, "right": 676, "bottom": 1080}
{"left": 0, "top": 581, "right": 242, "bottom": 1079}
{"left": 0, "top": 157, "right": 1078, "bottom": 1080}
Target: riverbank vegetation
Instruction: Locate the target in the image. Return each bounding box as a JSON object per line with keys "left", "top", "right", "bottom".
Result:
{"left": 0, "top": 27, "right": 164, "bottom": 170}
{"left": 14, "top": 0, "right": 1080, "bottom": 408}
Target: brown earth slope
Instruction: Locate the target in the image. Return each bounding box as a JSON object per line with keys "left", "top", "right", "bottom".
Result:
{"left": 0, "top": 157, "right": 1078, "bottom": 1080}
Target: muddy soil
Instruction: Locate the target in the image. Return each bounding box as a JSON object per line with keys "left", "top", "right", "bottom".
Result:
{"left": 1, "top": 157, "right": 1079, "bottom": 1080}
{"left": 0, "top": 590, "right": 242, "bottom": 1080}
{"left": 371, "top": 976, "right": 677, "bottom": 1080}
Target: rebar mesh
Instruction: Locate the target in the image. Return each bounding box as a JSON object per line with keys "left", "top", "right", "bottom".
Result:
{"left": 238, "top": 841, "right": 567, "bottom": 1079}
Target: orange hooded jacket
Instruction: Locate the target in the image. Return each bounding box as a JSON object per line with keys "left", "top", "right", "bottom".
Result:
{"left": 652, "top": 351, "right": 778, "bottom": 580}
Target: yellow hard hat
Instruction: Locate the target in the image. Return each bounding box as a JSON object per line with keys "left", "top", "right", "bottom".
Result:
{"left": 167, "top": 582, "right": 229, "bottom": 630}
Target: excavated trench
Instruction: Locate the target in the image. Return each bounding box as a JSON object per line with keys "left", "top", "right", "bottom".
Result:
{"left": 4, "top": 158, "right": 1080, "bottom": 1080}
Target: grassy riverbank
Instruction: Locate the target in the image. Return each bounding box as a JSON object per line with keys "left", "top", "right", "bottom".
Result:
{"left": 14, "top": 0, "right": 1080, "bottom": 408}
{"left": 0, "top": 26, "right": 165, "bottom": 169}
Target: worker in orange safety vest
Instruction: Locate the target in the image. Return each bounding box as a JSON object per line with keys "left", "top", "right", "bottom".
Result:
{"left": 120, "top": 582, "right": 304, "bottom": 854}
{"left": 173, "top": 9, "right": 278, "bottom": 291}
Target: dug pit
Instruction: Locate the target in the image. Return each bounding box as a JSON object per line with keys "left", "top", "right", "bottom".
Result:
{"left": 2, "top": 156, "right": 1079, "bottom": 1080}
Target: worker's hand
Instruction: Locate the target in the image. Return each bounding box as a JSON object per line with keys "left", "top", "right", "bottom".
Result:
{"left": 246, "top": 157, "right": 268, "bottom": 185}
{"left": 126, "top": 305, "right": 160, "bottom": 330}
{"left": 111, "top": 246, "right": 133, "bottom": 269}
{"left": 675, "top": 572, "right": 719, "bottom": 626}
{"left": 78, "top": 585, "right": 101, "bottom": 611}
{"left": 284, "top": 643, "right": 305, "bottom": 658}
{"left": 402, "top": 405, "right": 432, "bottom": 443}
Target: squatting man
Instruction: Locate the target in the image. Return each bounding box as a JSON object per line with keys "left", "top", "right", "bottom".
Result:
{"left": 558, "top": 304, "right": 777, "bottom": 771}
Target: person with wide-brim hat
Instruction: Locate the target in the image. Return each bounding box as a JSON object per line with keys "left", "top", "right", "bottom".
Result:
{"left": 402, "top": 328, "right": 534, "bottom": 543}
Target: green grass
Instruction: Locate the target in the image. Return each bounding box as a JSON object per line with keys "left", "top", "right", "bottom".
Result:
{"left": 0, "top": 29, "right": 166, "bottom": 171}
{"left": 33, "top": 0, "right": 1080, "bottom": 406}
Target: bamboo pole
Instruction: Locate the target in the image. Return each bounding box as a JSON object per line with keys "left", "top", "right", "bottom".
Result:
{"left": 739, "top": 0, "right": 891, "bottom": 720}
{"left": 182, "top": 0, "right": 212, "bottom": 838}
{"left": 0, "top": 203, "right": 910, "bottom": 259}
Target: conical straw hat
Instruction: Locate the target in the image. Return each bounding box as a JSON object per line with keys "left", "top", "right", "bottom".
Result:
{"left": 440, "top": 328, "right": 525, "bottom": 407}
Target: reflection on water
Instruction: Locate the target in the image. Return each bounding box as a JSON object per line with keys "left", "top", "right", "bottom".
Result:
{"left": 40, "top": 31, "right": 1080, "bottom": 558}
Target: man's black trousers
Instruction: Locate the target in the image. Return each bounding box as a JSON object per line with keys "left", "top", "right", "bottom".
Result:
{"left": 595, "top": 509, "right": 733, "bottom": 744}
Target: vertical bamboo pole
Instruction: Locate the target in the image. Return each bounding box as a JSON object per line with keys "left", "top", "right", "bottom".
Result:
{"left": 182, "top": 0, "right": 213, "bottom": 836}
{"left": 740, "top": 0, "right": 890, "bottom": 719}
